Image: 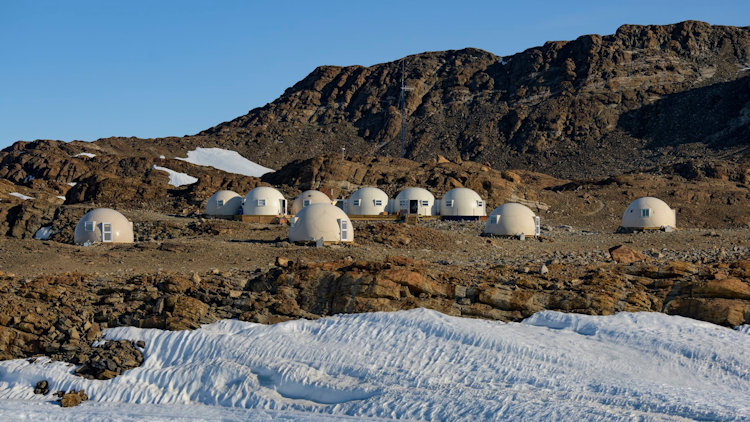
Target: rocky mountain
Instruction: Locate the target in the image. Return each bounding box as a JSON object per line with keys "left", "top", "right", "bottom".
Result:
{"left": 192, "top": 20, "right": 750, "bottom": 177}
{"left": 4, "top": 21, "right": 749, "bottom": 182}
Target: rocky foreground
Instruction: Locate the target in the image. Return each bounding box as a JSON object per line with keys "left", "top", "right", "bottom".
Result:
{"left": 1, "top": 218, "right": 748, "bottom": 379}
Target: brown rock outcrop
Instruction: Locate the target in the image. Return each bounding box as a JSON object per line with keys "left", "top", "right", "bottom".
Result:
{"left": 609, "top": 245, "right": 647, "bottom": 264}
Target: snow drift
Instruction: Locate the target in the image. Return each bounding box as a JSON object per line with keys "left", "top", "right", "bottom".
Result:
{"left": 0, "top": 310, "right": 748, "bottom": 421}
{"left": 176, "top": 147, "right": 273, "bottom": 177}
{"left": 151, "top": 165, "right": 198, "bottom": 187}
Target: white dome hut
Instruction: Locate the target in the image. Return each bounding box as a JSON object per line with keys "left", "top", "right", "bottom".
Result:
{"left": 621, "top": 197, "right": 676, "bottom": 230}
{"left": 74, "top": 208, "right": 134, "bottom": 245}
{"left": 394, "top": 187, "right": 437, "bottom": 216}
{"left": 205, "top": 190, "right": 242, "bottom": 216}
{"left": 243, "top": 186, "right": 287, "bottom": 216}
{"left": 440, "top": 188, "right": 486, "bottom": 218}
{"left": 347, "top": 187, "right": 390, "bottom": 216}
{"left": 288, "top": 203, "right": 353, "bottom": 244}
{"left": 291, "top": 190, "right": 331, "bottom": 215}
{"left": 483, "top": 203, "right": 539, "bottom": 237}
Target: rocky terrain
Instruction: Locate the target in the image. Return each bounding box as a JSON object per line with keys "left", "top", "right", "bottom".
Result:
{"left": 1, "top": 221, "right": 748, "bottom": 369}
{"left": 197, "top": 21, "right": 750, "bottom": 178}
{"left": 0, "top": 21, "right": 749, "bottom": 391}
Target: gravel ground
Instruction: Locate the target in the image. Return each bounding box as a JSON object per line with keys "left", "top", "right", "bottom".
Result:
{"left": 0, "top": 215, "right": 747, "bottom": 279}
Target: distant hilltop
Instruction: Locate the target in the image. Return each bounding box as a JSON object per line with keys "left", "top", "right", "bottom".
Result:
{"left": 192, "top": 20, "right": 750, "bottom": 178}
{"left": 4, "top": 21, "right": 750, "bottom": 180}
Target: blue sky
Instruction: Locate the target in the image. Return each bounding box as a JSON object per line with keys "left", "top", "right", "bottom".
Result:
{"left": 1, "top": 1, "right": 748, "bottom": 149}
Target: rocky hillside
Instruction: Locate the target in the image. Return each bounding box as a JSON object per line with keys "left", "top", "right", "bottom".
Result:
{"left": 193, "top": 20, "right": 750, "bottom": 177}
{"left": 3, "top": 21, "right": 748, "bottom": 182}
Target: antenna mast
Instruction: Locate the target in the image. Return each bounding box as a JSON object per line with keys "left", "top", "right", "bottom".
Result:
{"left": 399, "top": 60, "right": 414, "bottom": 158}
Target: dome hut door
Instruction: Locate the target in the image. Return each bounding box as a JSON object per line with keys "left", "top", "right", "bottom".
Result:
{"left": 279, "top": 199, "right": 287, "bottom": 215}
{"left": 338, "top": 219, "right": 349, "bottom": 241}
{"left": 534, "top": 216, "right": 541, "bottom": 236}
{"left": 101, "top": 223, "right": 113, "bottom": 242}
{"left": 409, "top": 200, "right": 418, "bottom": 215}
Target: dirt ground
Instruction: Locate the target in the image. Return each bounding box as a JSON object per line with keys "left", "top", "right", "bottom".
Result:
{"left": 1, "top": 213, "right": 747, "bottom": 279}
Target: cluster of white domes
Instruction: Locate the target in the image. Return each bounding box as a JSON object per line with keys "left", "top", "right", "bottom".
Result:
{"left": 70, "top": 186, "right": 676, "bottom": 247}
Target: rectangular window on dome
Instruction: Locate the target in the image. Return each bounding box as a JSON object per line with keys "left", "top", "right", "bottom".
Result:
{"left": 445, "top": 200, "right": 454, "bottom": 207}
{"left": 217, "top": 199, "right": 224, "bottom": 207}
{"left": 84, "top": 221, "right": 95, "bottom": 232}
{"left": 257, "top": 199, "right": 266, "bottom": 207}
{"left": 373, "top": 199, "right": 382, "bottom": 206}
{"left": 641, "top": 208, "right": 650, "bottom": 217}
{"left": 420, "top": 200, "right": 429, "bottom": 206}
{"left": 400, "top": 200, "right": 407, "bottom": 207}
{"left": 352, "top": 199, "right": 361, "bottom": 206}
{"left": 477, "top": 201, "right": 483, "bottom": 207}
{"left": 303, "top": 199, "right": 311, "bottom": 206}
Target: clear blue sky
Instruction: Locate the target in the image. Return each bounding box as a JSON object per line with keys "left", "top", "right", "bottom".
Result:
{"left": 1, "top": 1, "right": 748, "bottom": 149}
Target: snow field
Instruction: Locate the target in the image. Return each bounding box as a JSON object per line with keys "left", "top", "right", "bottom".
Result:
{"left": 151, "top": 166, "right": 198, "bottom": 187}
{"left": 0, "top": 309, "right": 747, "bottom": 421}
{"left": 176, "top": 147, "right": 274, "bottom": 177}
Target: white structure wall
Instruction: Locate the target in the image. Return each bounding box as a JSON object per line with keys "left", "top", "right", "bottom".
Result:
{"left": 74, "top": 208, "right": 134, "bottom": 245}
{"left": 243, "top": 187, "right": 287, "bottom": 216}
{"left": 288, "top": 203, "right": 353, "bottom": 244}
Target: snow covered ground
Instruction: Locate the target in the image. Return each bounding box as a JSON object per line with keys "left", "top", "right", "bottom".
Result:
{"left": 74, "top": 152, "right": 96, "bottom": 158}
{"left": 9, "top": 192, "right": 34, "bottom": 200}
{"left": 176, "top": 147, "right": 274, "bottom": 177}
{"left": 152, "top": 165, "right": 198, "bottom": 187}
{"left": 0, "top": 310, "right": 748, "bottom": 421}
{"left": 33, "top": 226, "right": 58, "bottom": 240}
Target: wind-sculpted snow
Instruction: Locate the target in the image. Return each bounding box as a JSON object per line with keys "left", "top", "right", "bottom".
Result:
{"left": 0, "top": 310, "right": 749, "bottom": 421}
{"left": 176, "top": 147, "right": 274, "bottom": 177}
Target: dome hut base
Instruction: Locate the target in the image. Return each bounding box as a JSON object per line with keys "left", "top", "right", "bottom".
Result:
{"left": 616, "top": 225, "right": 676, "bottom": 234}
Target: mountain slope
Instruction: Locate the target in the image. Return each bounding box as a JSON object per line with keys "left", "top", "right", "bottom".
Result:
{"left": 192, "top": 20, "right": 750, "bottom": 177}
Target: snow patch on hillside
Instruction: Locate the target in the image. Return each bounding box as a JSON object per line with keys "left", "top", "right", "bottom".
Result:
{"left": 176, "top": 147, "right": 273, "bottom": 177}
{"left": 152, "top": 166, "right": 198, "bottom": 187}
{"left": 74, "top": 152, "right": 96, "bottom": 158}
{"left": 0, "top": 310, "right": 748, "bottom": 421}
{"left": 9, "top": 192, "right": 34, "bottom": 200}
{"left": 33, "top": 226, "right": 58, "bottom": 240}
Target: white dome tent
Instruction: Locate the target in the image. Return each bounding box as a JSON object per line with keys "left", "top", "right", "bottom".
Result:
{"left": 347, "top": 187, "right": 390, "bottom": 216}
{"left": 440, "top": 188, "right": 486, "bottom": 218}
{"left": 620, "top": 197, "right": 676, "bottom": 231}
{"left": 74, "top": 208, "right": 134, "bottom": 245}
{"left": 291, "top": 190, "right": 331, "bottom": 215}
{"left": 394, "top": 187, "right": 437, "bottom": 216}
{"left": 483, "top": 203, "right": 540, "bottom": 238}
{"left": 288, "top": 203, "right": 353, "bottom": 244}
{"left": 242, "top": 186, "right": 287, "bottom": 216}
{"left": 205, "top": 190, "right": 242, "bottom": 216}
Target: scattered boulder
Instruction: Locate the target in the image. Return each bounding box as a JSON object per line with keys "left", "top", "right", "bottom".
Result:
{"left": 609, "top": 245, "right": 647, "bottom": 264}
{"left": 59, "top": 390, "right": 88, "bottom": 407}
{"left": 33, "top": 380, "right": 49, "bottom": 395}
